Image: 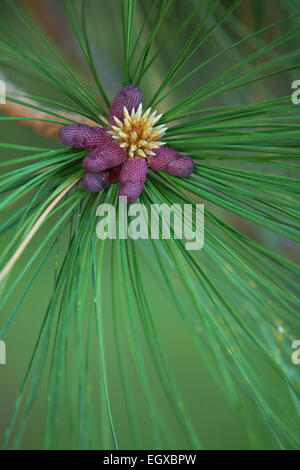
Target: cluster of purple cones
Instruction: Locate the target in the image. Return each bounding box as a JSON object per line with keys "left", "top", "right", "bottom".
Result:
{"left": 59, "top": 85, "right": 194, "bottom": 203}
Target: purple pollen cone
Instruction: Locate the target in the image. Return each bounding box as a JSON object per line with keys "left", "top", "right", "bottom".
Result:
{"left": 59, "top": 124, "right": 104, "bottom": 150}
{"left": 82, "top": 129, "right": 126, "bottom": 172}
{"left": 82, "top": 172, "right": 106, "bottom": 193}
{"left": 148, "top": 146, "right": 194, "bottom": 178}
{"left": 82, "top": 166, "right": 122, "bottom": 193}
{"left": 109, "top": 85, "right": 142, "bottom": 125}
{"left": 119, "top": 158, "right": 147, "bottom": 204}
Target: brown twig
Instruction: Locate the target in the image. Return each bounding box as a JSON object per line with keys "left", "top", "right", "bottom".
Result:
{"left": 0, "top": 74, "right": 106, "bottom": 139}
